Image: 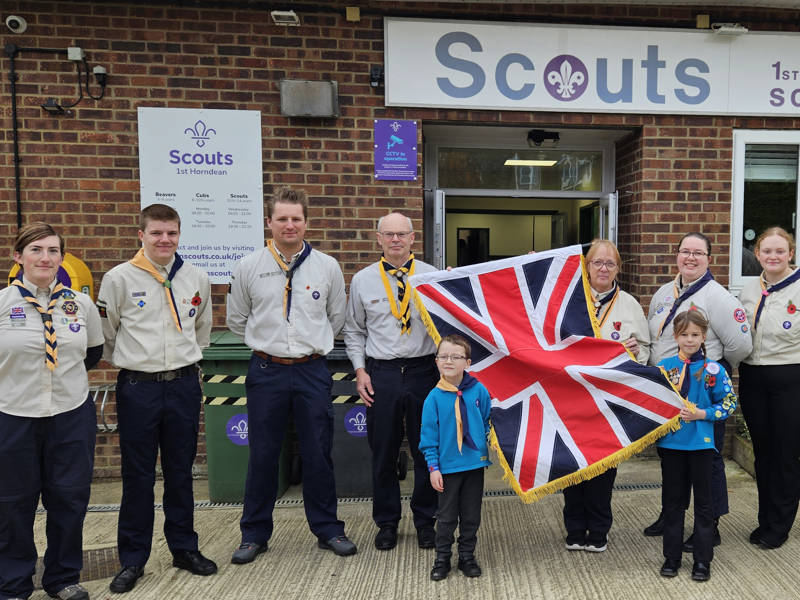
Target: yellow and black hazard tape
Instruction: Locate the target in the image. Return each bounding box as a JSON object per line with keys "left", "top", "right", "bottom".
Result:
{"left": 201, "top": 372, "right": 362, "bottom": 404}
{"left": 204, "top": 396, "right": 247, "bottom": 406}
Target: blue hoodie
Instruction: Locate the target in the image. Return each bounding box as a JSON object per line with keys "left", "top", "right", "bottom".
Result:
{"left": 656, "top": 354, "right": 737, "bottom": 451}
{"left": 419, "top": 372, "right": 492, "bottom": 474}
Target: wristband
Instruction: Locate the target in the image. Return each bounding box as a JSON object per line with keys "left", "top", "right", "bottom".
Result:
{"left": 428, "top": 464, "right": 439, "bottom": 473}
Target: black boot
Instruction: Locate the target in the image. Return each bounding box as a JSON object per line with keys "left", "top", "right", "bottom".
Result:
{"left": 643, "top": 512, "right": 665, "bottom": 537}
{"left": 430, "top": 555, "right": 451, "bottom": 581}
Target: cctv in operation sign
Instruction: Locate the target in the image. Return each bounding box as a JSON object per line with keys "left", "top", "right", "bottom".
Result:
{"left": 374, "top": 119, "right": 417, "bottom": 181}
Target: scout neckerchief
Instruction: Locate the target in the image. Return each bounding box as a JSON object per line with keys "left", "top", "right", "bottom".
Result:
{"left": 267, "top": 239, "right": 312, "bottom": 321}
{"left": 676, "top": 349, "right": 705, "bottom": 400}
{"left": 129, "top": 248, "right": 184, "bottom": 332}
{"left": 753, "top": 267, "right": 800, "bottom": 330}
{"left": 657, "top": 270, "right": 715, "bottom": 337}
{"left": 12, "top": 275, "right": 65, "bottom": 371}
{"left": 436, "top": 372, "right": 480, "bottom": 453}
{"left": 380, "top": 254, "right": 416, "bottom": 334}
{"left": 591, "top": 282, "right": 619, "bottom": 329}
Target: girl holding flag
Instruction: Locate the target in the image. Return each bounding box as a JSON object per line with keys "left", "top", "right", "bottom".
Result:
{"left": 739, "top": 227, "right": 800, "bottom": 550}
{"left": 644, "top": 232, "right": 752, "bottom": 547}
{"left": 656, "top": 310, "right": 738, "bottom": 582}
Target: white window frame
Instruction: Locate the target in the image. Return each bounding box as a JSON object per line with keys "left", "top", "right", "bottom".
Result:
{"left": 730, "top": 129, "right": 800, "bottom": 294}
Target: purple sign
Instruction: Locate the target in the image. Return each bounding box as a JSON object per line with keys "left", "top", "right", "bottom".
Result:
{"left": 225, "top": 413, "right": 249, "bottom": 446}
{"left": 544, "top": 55, "right": 588, "bottom": 102}
{"left": 344, "top": 406, "right": 367, "bottom": 437}
{"left": 374, "top": 119, "right": 417, "bottom": 181}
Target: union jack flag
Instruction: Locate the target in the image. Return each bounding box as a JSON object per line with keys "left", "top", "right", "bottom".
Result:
{"left": 410, "top": 246, "right": 683, "bottom": 501}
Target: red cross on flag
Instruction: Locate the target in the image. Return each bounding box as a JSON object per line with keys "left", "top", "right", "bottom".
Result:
{"left": 410, "top": 246, "right": 683, "bottom": 502}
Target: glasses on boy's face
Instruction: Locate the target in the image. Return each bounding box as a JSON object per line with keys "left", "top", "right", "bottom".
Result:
{"left": 436, "top": 354, "right": 467, "bottom": 362}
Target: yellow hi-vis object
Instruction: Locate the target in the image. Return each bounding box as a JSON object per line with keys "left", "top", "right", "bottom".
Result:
{"left": 8, "top": 252, "right": 95, "bottom": 299}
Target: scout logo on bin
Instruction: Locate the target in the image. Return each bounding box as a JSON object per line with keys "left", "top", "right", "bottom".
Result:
{"left": 226, "top": 414, "right": 249, "bottom": 446}
{"left": 344, "top": 406, "right": 367, "bottom": 438}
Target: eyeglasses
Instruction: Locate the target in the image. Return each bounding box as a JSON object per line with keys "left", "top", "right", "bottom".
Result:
{"left": 678, "top": 249, "right": 708, "bottom": 258}
{"left": 436, "top": 354, "right": 467, "bottom": 362}
{"left": 378, "top": 231, "right": 412, "bottom": 239}
{"left": 589, "top": 260, "right": 618, "bottom": 270}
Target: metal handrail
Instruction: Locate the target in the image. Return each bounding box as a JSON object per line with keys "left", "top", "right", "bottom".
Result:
{"left": 90, "top": 384, "right": 117, "bottom": 432}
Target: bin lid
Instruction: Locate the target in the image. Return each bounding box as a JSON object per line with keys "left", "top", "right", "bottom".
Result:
{"left": 202, "top": 331, "right": 252, "bottom": 361}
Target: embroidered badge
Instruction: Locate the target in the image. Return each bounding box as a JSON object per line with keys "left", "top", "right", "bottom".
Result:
{"left": 189, "top": 308, "right": 196, "bottom": 317}
{"left": 741, "top": 324, "right": 748, "bottom": 333}
{"left": 61, "top": 290, "right": 75, "bottom": 299}
{"left": 611, "top": 331, "right": 620, "bottom": 340}
{"left": 10, "top": 306, "right": 25, "bottom": 321}
{"left": 734, "top": 308, "right": 746, "bottom": 322}
{"left": 706, "top": 362, "right": 719, "bottom": 375}
{"left": 788, "top": 301, "right": 796, "bottom": 315}
{"left": 97, "top": 305, "right": 107, "bottom": 318}
{"left": 613, "top": 321, "right": 622, "bottom": 331}
{"left": 704, "top": 373, "right": 716, "bottom": 388}
{"left": 61, "top": 300, "right": 78, "bottom": 315}
{"left": 667, "top": 367, "right": 680, "bottom": 385}
{"left": 69, "top": 322, "right": 81, "bottom": 332}
{"left": 312, "top": 290, "right": 320, "bottom": 300}
{"left": 137, "top": 300, "right": 146, "bottom": 309}
{"left": 688, "top": 302, "right": 699, "bottom": 312}
{"left": 131, "top": 291, "right": 146, "bottom": 298}
{"left": 656, "top": 306, "right": 665, "bottom": 314}
{"left": 191, "top": 291, "right": 202, "bottom": 306}
{"left": 783, "top": 321, "right": 792, "bottom": 329}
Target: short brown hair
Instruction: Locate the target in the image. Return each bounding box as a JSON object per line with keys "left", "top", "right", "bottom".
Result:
{"left": 755, "top": 226, "right": 795, "bottom": 256}
{"left": 14, "top": 222, "right": 64, "bottom": 256}
{"left": 268, "top": 187, "right": 308, "bottom": 220}
{"left": 678, "top": 232, "right": 711, "bottom": 256}
{"left": 141, "top": 203, "right": 181, "bottom": 231}
{"left": 438, "top": 334, "right": 472, "bottom": 360}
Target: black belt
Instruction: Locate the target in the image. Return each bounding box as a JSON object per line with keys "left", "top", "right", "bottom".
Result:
{"left": 122, "top": 365, "right": 198, "bottom": 382}
{"left": 369, "top": 354, "right": 435, "bottom": 369}
{"left": 253, "top": 350, "right": 321, "bottom": 365}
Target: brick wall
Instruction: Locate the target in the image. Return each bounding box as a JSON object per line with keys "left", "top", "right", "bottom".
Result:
{"left": 3, "top": 0, "right": 800, "bottom": 475}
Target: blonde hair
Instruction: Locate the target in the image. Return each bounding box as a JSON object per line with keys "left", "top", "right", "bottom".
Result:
{"left": 585, "top": 239, "right": 622, "bottom": 273}
{"left": 755, "top": 226, "right": 795, "bottom": 256}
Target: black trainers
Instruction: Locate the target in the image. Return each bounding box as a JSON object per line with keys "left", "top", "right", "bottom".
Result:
{"left": 644, "top": 512, "right": 665, "bottom": 536}
{"left": 430, "top": 557, "right": 451, "bottom": 581}
{"left": 374, "top": 525, "right": 397, "bottom": 550}
{"left": 318, "top": 534, "right": 357, "bottom": 556}
{"left": 565, "top": 531, "right": 586, "bottom": 551}
{"left": 457, "top": 555, "right": 482, "bottom": 577}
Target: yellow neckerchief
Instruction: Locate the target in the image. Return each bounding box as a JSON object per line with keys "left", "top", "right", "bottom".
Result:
{"left": 12, "top": 277, "right": 65, "bottom": 371}
{"left": 676, "top": 350, "right": 704, "bottom": 414}
{"left": 129, "top": 249, "right": 182, "bottom": 331}
{"left": 267, "top": 239, "right": 311, "bottom": 321}
{"left": 591, "top": 284, "right": 619, "bottom": 329}
{"left": 436, "top": 375, "right": 469, "bottom": 453}
{"left": 380, "top": 254, "right": 416, "bottom": 334}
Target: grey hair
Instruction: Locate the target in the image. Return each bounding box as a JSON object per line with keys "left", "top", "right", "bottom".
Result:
{"left": 377, "top": 213, "right": 413, "bottom": 233}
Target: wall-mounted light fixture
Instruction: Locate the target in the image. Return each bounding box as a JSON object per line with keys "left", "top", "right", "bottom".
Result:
{"left": 712, "top": 22, "right": 749, "bottom": 35}
{"left": 370, "top": 66, "right": 384, "bottom": 88}
{"left": 271, "top": 10, "right": 300, "bottom": 26}
{"left": 527, "top": 129, "right": 560, "bottom": 147}
{"left": 37, "top": 46, "right": 108, "bottom": 116}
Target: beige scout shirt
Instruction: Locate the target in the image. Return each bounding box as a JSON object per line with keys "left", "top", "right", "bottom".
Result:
{"left": 344, "top": 259, "right": 438, "bottom": 371}
{"left": 96, "top": 254, "right": 211, "bottom": 372}
{"left": 0, "top": 275, "right": 103, "bottom": 417}
{"left": 226, "top": 246, "right": 346, "bottom": 357}
{"left": 741, "top": 270, "right": 800, "bottom": 365}
{"left": 647, "top": 274, "right": 752, "bottom": 368}
{"left": 593, "top": 286, "right": 651, "bottom": 365}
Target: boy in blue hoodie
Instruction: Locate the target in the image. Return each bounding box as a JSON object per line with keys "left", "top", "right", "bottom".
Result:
{"left": 420, "top": 334, "right": 492, "bottom": 581}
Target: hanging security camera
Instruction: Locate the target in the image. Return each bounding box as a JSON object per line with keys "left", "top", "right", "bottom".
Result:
{"left": 5, "top": 15, "right": 28, "bottom": 34}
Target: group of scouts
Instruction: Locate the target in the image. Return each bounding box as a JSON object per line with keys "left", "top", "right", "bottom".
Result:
{"left": 0, "top": 186, "right": 798, "bottom": 599}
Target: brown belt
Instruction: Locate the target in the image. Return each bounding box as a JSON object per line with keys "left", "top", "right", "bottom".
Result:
{"left": 253, "top": 350, "right": 321, "bottom": 365}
